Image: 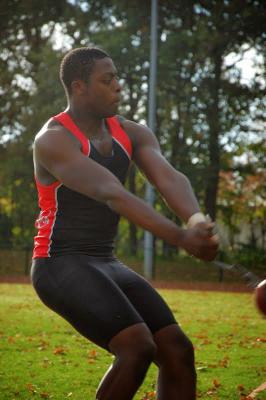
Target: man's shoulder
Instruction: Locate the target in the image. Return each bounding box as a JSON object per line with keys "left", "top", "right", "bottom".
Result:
{"left": 34, "top": 117, "right": 71, "bottom": 147}
{"left": 114, "top": 116, "right": 160, "bottom": 157}
{"left": 115, "top": 115, "right": 152, "bottom": 138}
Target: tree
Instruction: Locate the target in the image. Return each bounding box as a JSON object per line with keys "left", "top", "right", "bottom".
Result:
{"left": 0, "top": 0, "right": 75, "bottom": 247}
{"left": 0, "top": 0, "right": 265, "bottom": 260}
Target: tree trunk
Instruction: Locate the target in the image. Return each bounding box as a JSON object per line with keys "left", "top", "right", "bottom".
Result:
{"left": 205, "top": 52, "right": 222, "bottom": 220}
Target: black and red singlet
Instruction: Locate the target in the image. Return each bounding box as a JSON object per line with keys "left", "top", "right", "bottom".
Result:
{"left": 33, "top": 112, "right": 132, "bottom": 259}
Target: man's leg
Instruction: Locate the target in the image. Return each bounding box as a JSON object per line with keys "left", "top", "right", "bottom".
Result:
{"left": 31, "top": 256, "right": 156, "bottom": 400}
{"left": 107, "top": 259, "right": 196, "bottom": 399}
{"left": 96, "top": 323, "right": 156, "bottom": 400}
{"left": 153, "top": 324, "right": 196, "bottom": 400}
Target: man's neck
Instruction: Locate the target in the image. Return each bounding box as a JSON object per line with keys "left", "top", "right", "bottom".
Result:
{"left": 66, "top": 104, "right": 105, "bottom": 138}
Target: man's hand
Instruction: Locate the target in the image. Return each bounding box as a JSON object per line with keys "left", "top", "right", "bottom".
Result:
{"left": 180, "top": 221, "right": 219, "bottom": 261}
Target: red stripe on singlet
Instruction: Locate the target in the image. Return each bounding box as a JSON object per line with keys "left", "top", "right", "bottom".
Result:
{"left": 33, "top": 179, "right": 62, "bottom": 258}
{"left": 53, "top": 112, "right": 90, "bottom": 155}
{"left": 106, "top": 117, "right": 132, "bottom": 159}
{"left": 33, "top": 112, "right": 91, "bottom": 258}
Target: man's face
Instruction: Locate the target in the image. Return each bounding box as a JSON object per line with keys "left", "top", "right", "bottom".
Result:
{"left": 80, "top": 57, "right": 121, "bottom": 118}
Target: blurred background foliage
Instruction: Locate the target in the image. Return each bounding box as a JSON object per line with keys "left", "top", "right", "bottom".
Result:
{"left": 0, "top": 0, "right": 265, "bottom": 271}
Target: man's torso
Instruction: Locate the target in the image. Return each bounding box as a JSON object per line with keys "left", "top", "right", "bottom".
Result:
{"left": 33, "top": 112, "right": 132, "bottom": 258}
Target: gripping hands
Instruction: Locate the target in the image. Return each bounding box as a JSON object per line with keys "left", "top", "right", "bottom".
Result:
{"left": 181, "top": 213, "right": 219, "bottom": 261}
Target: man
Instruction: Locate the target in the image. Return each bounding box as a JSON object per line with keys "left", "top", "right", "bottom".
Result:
{"left": 31, "top": 47, "right": 218, "bottom": 400}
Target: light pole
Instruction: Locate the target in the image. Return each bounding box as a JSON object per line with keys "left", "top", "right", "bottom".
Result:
{"left": 144, "top": 0, "right": 158, "bottom": 279}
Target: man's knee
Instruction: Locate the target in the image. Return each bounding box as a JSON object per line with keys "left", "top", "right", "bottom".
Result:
{"left": 154, "top": 324, "right": 195, "bottom": 369}
{"left": 109, "top": 323, "right": 157, "bottom": 372}
{"left": 96, "top": 327, "right": 156, "bottom": 400}
{"left": 116, "top": 334, "right": 157, "bottom": 370}
{"left": 134, "top": 336, "right": 157, "bottom": 361}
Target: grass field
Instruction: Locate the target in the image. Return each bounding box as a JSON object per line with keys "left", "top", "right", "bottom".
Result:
{"left": 0, "top": 283, "right": 265, "bottom": 400}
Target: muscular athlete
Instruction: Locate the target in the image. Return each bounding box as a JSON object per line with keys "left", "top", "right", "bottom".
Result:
{"left": 31, "top": 47, "right": 219, "bottom": 400}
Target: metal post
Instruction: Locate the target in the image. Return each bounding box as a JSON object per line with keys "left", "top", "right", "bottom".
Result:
{"left": 144, "top": 0, "right": 158, "bottom": 279}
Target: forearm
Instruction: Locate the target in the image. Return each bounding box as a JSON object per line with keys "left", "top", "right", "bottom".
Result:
{"left": 59, "top": 168, "right": 185, "bottom": 247}
{"left": 124, "top": 121, "right": 201, "bottom": 223}
{"left": 102, "top": 184, "right": 185, "bottom": 247}
{"left": 105, "top": 183, "right": 218, "bottom": 262}
{"left": 156, "top": 171, "right": 200, "bottom": 223}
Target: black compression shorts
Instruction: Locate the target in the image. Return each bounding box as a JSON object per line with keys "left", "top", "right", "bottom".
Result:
{"left": 31, "top": 255, "right": 177, "bottom": 350}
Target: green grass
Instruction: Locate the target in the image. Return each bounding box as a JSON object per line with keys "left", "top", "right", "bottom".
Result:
{"left": 0, "top": 284, "right": 265, "bottom": 400}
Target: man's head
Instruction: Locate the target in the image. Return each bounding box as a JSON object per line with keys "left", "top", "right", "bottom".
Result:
{"left": 60, "top": 47, "right": 110, "bottom": 98}
{"left": 60, "top": 47, "right": 121, "bottom": 117}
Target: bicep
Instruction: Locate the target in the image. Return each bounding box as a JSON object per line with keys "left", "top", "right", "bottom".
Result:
{"left": 34, "top": 132, "right": 122, "bottom": 201}
{"left": 130, "top": 125, "right": 179, "bottom": 187}
{"left": 136, "top": 146, "right": 183, "bottom": 189}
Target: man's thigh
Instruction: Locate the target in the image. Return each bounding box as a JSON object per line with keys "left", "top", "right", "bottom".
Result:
{"left": 31, "top": 255, "right": 144, "bottom": 350}
{"left": 110, "top": 259, "right": 177, "bottom": 335}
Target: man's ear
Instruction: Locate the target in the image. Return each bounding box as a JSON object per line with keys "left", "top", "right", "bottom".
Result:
{"left": 71, "top": 80, "right": 87, "bottom": 95}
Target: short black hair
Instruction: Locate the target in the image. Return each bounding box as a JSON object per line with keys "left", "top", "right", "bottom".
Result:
{"left": 60, "top": 47, "right": 110, "bottom": 97}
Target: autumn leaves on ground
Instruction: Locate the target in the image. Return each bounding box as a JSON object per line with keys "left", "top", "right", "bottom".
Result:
{"left": 0, "top": 284, "right": 265, "bottom": 400}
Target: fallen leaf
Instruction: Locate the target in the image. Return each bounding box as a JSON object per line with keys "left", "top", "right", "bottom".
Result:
{"left": 201, "top": 339, "right": 212, "bottom": 345}
{"left": 141, "top": 391, "right": 156, "bottom": 399}
{"left": 26, "top": 383, "right": 38, "bottom": 394}
{"left": 194, "top": 334, "right": 208, "bottom": 339}
{"left": 88, "top": 349, "right": 98, "bottom": 363}
{"left": 53, "top": 347, "right": 67, "bottom": 355}
{"left": 256, "top": 338, "right": 266, "bottom": 343}
{"left": 213, "top": 379, "right": 221, "bottom": 388}
{"left": 219, "top": 356, "right": 229, "bottom": 368}
{"left": 38, "top": 339, "right": 49, "bottom": 351}
{"left": 40, "top": 392, "right": 50, "bottom": 398}
{"left": 88, "top": 349, "right": 97, "bottom": 358}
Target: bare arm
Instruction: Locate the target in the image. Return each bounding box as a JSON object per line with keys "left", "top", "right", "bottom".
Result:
{"left": 34, "top": 128, "right": 218, "bottom": 261}
{"left": 122, "top": 119, "right": 219, "bottom": 260}
{"left": 34, "top": 129, "right": 184, "bottom": 247}
{"left": 123, "top": 120, "right": 200, "bottom": 223}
